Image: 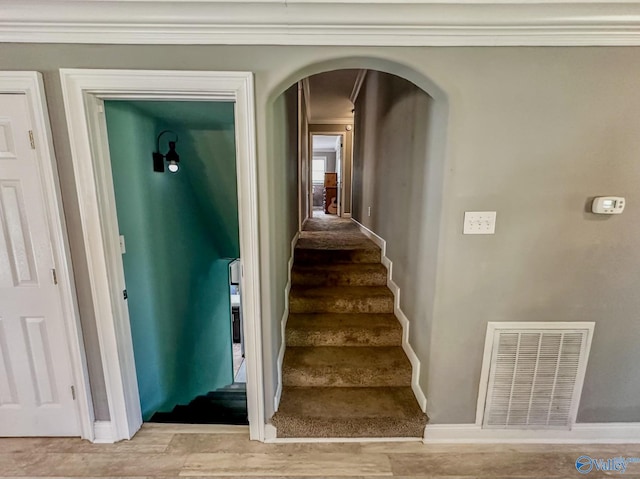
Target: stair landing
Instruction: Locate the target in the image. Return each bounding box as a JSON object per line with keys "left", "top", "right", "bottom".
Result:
{"left": 271, "top": 214, "right": 427, "bottom": 438}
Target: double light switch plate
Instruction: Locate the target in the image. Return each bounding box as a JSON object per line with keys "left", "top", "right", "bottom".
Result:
{"left": 463, "top": 211, "right": 497, "bottom": 235}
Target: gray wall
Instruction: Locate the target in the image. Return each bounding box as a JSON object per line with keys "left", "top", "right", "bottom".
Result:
{"left": 260, "top": 84, "right": 299, "bottom": 418}
{"left": 2, "top": 44, "right": 640, "bottom": 425}
{"left": 351, "top": 62, "right": 640, "bottom": 424}
{"left": 352, "top": 70, "right": 440, "bottom": 421}
{"left": 299, "top": 85, "right": 310, "bottom": 225}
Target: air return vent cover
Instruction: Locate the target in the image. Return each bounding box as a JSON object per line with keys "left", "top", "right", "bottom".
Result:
{"left": 478, "top": 322, "right": 594, "bottom": 430}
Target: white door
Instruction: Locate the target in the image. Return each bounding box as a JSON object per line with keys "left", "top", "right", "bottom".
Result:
{"left": 0, "top": 93, "right": 79, "bottom": 436}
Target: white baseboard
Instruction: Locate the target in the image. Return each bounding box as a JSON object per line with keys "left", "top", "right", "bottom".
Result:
{"left": 274, "top": 231, "right": 300, "bottom": 413}
{"left": 352, "top": 218, "right": 385, "bottom": 251}
{"left": 351, "top": 218, "right": 427, "bottom": 413}
{"left": 423, "top": 423, "right": 640, "bottom": 444}
{"left": 341, "top": 212, "right": 352, "bottom": 218}
{"left": 265, "top": 436, "right": 423, "bottom": 444}
{"left": 142, "top": 423, "right": 249, "bottom": 434}
{"left": 93, "top": 421, "right": 116, "bottom": 443}
{"left": 389, "top": 279, "right": 428, "bottom": 412}
{"left": 264, "top": 423, "right": 277, "bottom": 441}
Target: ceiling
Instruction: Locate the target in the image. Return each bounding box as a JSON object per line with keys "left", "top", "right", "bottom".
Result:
{"left": 307, "top": 69, "right": 359, "bottom": 123}
{"left": 313, "top": 135, "right": 340, "bottom": 151}
{"left": 121, "top": 100, "right": 235, "bottom": 130}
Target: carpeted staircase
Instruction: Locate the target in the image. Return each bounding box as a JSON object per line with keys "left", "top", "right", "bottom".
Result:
{"left": 271, "top": 215, "right": 428, "bottom": 438}
{"left": 150, "top": 383, "right": 248, "bottom": 425}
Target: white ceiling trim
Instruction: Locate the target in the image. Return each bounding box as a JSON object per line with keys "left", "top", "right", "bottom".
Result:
{"left": 3, "top": 1, "right": 640, "bottom": 45}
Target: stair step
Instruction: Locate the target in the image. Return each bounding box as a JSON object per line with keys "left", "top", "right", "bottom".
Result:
{"left": 275, "top": 217, "right": 426, "bottom": 439}
{"left": 282, "top": 346, "right": 411, "bottom": 387}
{"left": 272, "top": 387, "right": 428, "bottom": 438}
{"left": 204, "top": 392, "right": 247, "bottom": 402}
{"left": 149, "top": 383, "right": 249, "bottom": 425}
{"left": 151, "top": 411, "right": 248, "bottom": 425}
{"left": 206, "top": 385, "right": 246, "bottom": 396}
{"left": 217, "top": 383, "right": 247, "bottom": 391}
{"left": 294, "top": 244, "right": 381, "bottom": 265}
{"left": 286, "top": 313, "right": 402, "bottom": 347}
{"left": 292, "top": 263, "right": 388, "bottom": 287}
{"left": 290, "top": 286, "right": 394, "bottom": 314}
{"left": 191, "top": 395, "right": 247, "bottom": 408}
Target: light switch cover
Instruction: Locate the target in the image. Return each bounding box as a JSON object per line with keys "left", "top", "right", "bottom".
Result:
{"left": 463, "top": 211, "right": 497, "bottom": 235}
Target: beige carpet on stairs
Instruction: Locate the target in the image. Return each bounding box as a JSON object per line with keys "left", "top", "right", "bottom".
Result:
{"left": 271, "top": 214, "right": 428, "bottom": 438}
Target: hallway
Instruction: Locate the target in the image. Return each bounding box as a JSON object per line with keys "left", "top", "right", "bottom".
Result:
{"left": 272, "top": 215, "right": 427, "bottom": 438}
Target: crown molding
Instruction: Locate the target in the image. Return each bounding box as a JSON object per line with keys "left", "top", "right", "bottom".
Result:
{"left": 2, "top": 1, "right": 640, "bottom": 46}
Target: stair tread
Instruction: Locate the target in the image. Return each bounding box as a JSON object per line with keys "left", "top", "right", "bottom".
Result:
{"left": 294, "top": 235, "right": 381, "bottom": 264}
{"left": 276, "top": 386, "right": 424, "bottom": 419}
{"left": 290, "top": 286, "right": 394, "bottom": 314}
{"left": 290, "top": 285, "right": 393, "bottom": 299}
{"left": 272, "top": 387, "right": 428, "bottom": 438}
{"left": 284, "top": 346, "right": 410, "bottom": 368}
{"left": 287, "top": 313, "right": 400, "bottom": 329}
{"left": 204, "top": 392, "right": 247, "bottom": 400}
{"left": 292, "top": 263, "right": 388, "bottom": 287}
{"left": 283, "top": 346, "right": 411, "bottom": 387}
{"left": 292, "top": 263, "right": 387, "bottom": 273}
{"left": 287, "top": 314, "right": 401, "bottom": 347}
{"left": 296, "top": 235, "right": 379, "bottom": 251}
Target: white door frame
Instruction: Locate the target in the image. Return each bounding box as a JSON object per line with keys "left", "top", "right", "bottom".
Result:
{"left": 59, "top": 69, "right": 264, "bottom": 442}
{"left": 0, "top": 71, "right": 93, "bottom": 439}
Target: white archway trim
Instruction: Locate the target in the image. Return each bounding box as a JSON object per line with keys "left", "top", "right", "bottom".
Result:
{"left": 3, "top": 1, "right": 640, "bottom": 46}
{"left": 59, "top": 69, "right": 264, "bottom": 442}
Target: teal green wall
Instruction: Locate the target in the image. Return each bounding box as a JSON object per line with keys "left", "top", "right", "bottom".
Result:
{"left": 104, "top": 101, "right": 239, "bottom": 420}
{"left": 176, "top": 129, "right": 240, "bottom": 258}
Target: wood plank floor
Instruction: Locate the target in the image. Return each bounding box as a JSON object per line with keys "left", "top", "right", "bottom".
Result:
{"left": 1, "top": 424, "right": 639, "bottom": 478}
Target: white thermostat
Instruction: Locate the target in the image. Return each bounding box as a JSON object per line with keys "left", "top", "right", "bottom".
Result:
{"left": 592, "top": 196, "right": 625, "bottom": 214}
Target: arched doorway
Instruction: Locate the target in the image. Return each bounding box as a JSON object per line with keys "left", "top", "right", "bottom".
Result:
{"left": 266, "top": 59, "right": 449, "bottom": 439}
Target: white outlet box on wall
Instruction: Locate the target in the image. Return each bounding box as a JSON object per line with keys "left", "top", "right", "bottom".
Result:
{"left": 463, "top": 211, "right": 497, "bottom": 235}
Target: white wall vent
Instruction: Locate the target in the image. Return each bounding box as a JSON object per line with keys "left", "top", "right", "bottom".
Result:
{"left": 477, "top": 322, "right": 594, "bottom": 430}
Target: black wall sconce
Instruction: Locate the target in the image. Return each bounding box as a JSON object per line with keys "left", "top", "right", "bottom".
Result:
{"left": 153, "top": 130, "right": 180, "bottom": 173}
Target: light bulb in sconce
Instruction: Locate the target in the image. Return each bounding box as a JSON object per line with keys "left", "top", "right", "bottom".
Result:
{"left": 168, "top": 161, "right": 179, "bottom": 173}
